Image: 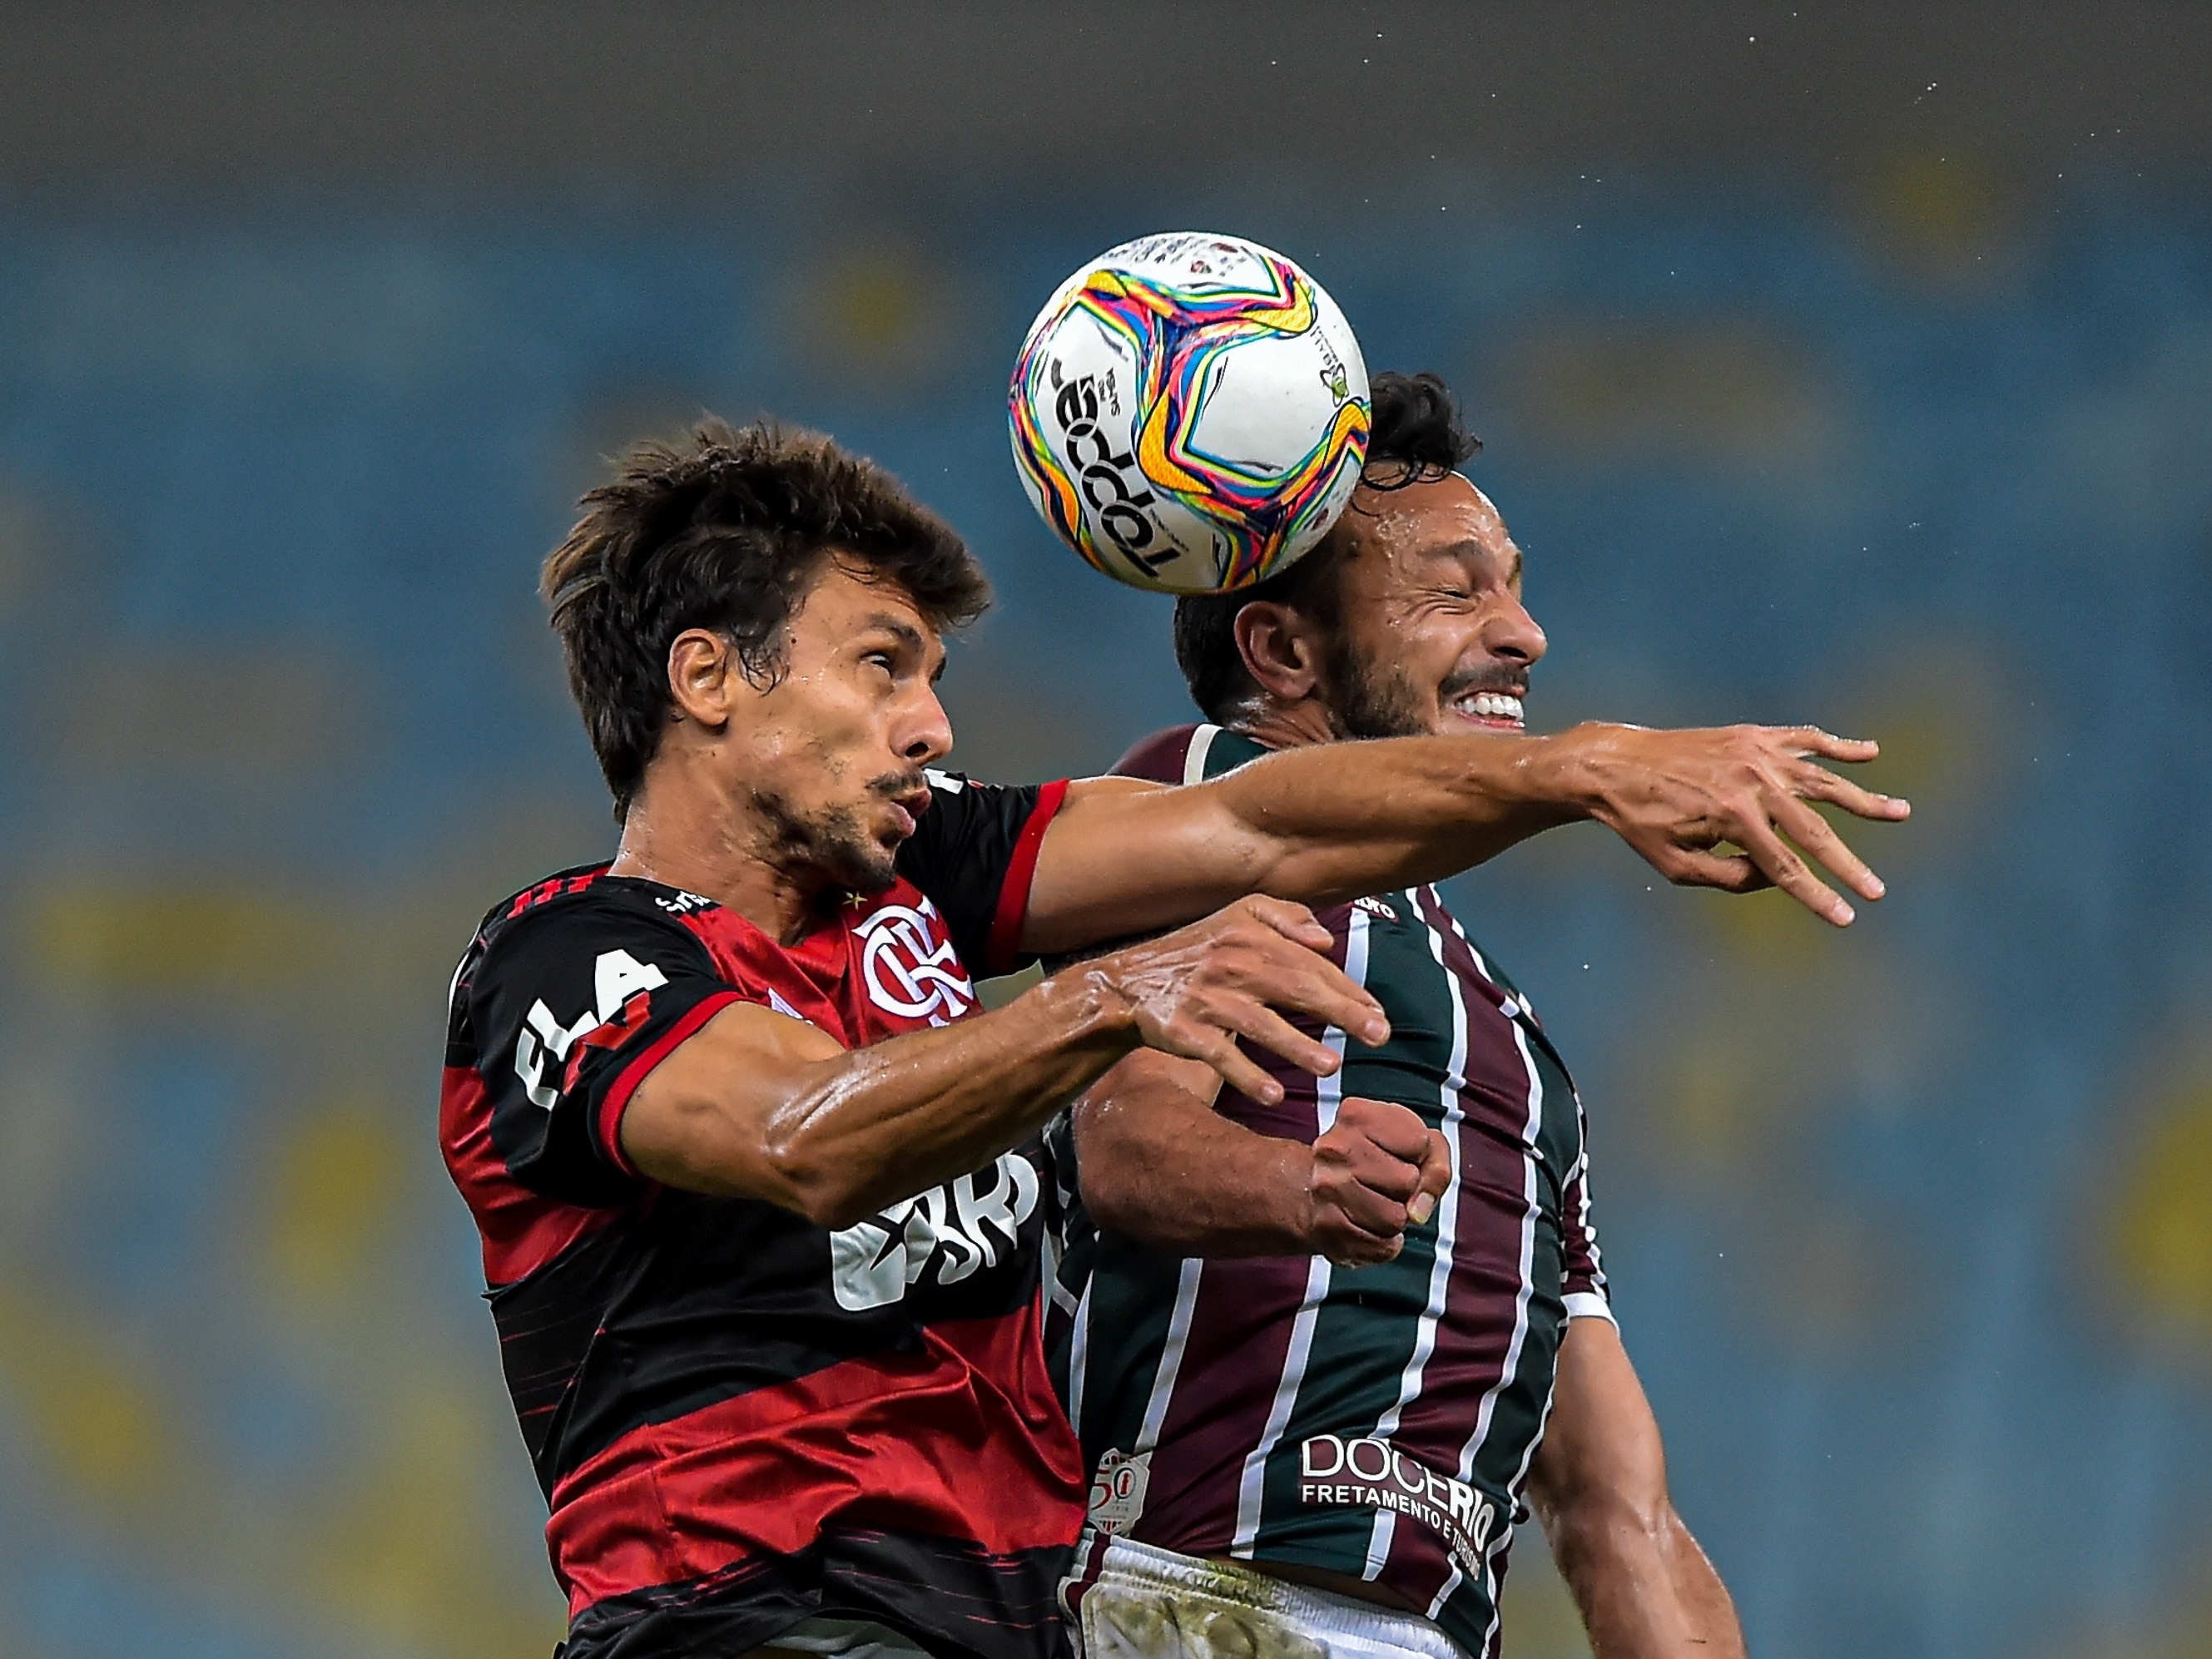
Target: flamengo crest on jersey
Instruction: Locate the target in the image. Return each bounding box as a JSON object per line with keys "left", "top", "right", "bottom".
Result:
{"left": 856, "top": 900, "right": 978, "bottom": 1025}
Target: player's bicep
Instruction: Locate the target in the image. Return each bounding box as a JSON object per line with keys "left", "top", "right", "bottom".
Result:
{"left": 1529, "top": 1316, "right": 1669, "bottom": 1521}
{"left": 618, "top": 999, "right": 849, "bottom": 1200}
{"left": 1024, "top": 775, "right": 1259, "bottom": 953}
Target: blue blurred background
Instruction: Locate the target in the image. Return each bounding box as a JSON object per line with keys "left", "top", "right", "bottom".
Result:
{"left": 0, "top": 6, "right": 2208, "bottom": 1657}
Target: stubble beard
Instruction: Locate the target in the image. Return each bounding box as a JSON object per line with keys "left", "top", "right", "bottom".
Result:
{"left": 751, "top": 768, "right": 926, "bottom": 899}
{"left": 1322, "top": 637, "right": 1436, "bottom": 741}
{"left": 1320, "top": 639, "right": 1529, "bottom": 743}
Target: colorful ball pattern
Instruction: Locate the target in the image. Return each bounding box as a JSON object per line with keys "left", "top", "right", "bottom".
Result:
{"left": 1009, "top": 232, "right": 1371, "bottom": 594}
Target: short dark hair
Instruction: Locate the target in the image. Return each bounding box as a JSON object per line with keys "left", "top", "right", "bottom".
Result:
{"left": 1172, "top": 371, "right": 1482, "bottom": 726}
{"left": 543, "top": 417, "right": 989, "bottom": 818}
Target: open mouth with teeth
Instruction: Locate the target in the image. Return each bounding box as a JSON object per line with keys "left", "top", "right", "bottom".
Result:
{"left": 1449, "top": 689, "right": 1526, "bottom": 731}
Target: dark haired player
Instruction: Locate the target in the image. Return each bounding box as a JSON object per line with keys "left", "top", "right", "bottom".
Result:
{"left": 1053, "top": 376, "right": 1780, "bottom": 1659}
{"left": 439, "top": 419, "right": 1902, "bottom": 1659}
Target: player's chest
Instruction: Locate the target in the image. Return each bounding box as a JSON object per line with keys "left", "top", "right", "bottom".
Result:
{"left": 693, "top": 883, "right": 985, "bottom": 1045}
{"left": 1342, "top": 896, "right": 1579, "bottom": 1141}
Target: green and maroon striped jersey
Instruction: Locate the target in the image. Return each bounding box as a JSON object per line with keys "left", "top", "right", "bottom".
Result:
{"left": 1046, "top": 725, "right": 1610, "bottom": 1659}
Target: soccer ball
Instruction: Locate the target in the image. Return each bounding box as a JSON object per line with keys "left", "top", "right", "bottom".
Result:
{"left": 1009, "top": 232, "right": 1370, "bottom": 595}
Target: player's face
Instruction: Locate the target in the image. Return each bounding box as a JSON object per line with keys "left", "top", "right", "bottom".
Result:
{"left": 1317, "top": 473, "right": 1546, "bottom": 740}
{"left": 727, "top": 559, "right": 953, "bottom": 894}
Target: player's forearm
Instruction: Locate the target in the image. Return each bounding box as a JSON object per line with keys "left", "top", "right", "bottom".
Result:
{"left": 1034, "top": 730, "right": 1599, "bottom": 951}
{"left": 658, "top": 973, "right": 1138, "bottom": 1227}
{"left": 1230, "top": 728, "right": 1593, "bottom": 876}
{"left": 1543, "top": 1501, "right": 1746, "bottom": 1659}
{"left": 1076, "top": 1068, "right": 1313, "bottom": 1255}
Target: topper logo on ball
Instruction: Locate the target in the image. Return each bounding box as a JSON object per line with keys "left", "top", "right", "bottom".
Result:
{"left": 1050, "top": 365, "right": 1167, "bottom": 568}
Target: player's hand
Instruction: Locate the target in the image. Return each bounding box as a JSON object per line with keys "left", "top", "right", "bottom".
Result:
{"left": 1567, "top": 722, "right": 1911, "bottom": 927}
{"left": 1089, "top": 895, "right": 1389, "bottom": 1106}
{"left": 1303, "top": 1096, "right": 1453, "bottom": 1267}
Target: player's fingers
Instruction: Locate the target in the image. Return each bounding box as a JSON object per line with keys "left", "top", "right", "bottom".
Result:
{"left": 1319, "top": 1223, "right": 1404, "bottom": 1268}
{"left": 1208, "top": 998, "right": 1342, "bottom": 1082}
{"left": 1659, "top": 846, "right": 1769, "bottom": 894}
{"left": 1337, "top": 1138, "right": 1425, "bottom": 1204}
{"left": 1336, "top": 1097, "right": 1436, "bottom": 1161}
{"left": 1229, "top": 951, "right": 1387, "bottom": 1046}
{"left": 1733, "top": 816, "right": 1855, "bottom": 926}
{"left": 1170, "top": 1027, "right": 1287, "bottom": 1107}
{"left": 1768, "top": 792, "right": 1886, "bottom": 902}
{"left": 1789, "top": 760, "right": 1913, "bottom": 823}
{"left": 1777, "top": 728, "right": 1881, "bottom": 765}
{"left": 1237, "top": 894, "right": 1334, "bottom": 952}
{"left": 1408, "top": 1129, "right": 1452, "bottom": 1227}
{"left": 1317, "top": 1171, "right": 1416, "bottom": 1237}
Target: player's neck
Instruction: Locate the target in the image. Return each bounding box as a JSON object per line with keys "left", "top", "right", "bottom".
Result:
{"left": 608, "top": 779, "right": 828, "bottom": 945}
{"left": 1232, "top": 699, "right": 1335, "bottom": 752}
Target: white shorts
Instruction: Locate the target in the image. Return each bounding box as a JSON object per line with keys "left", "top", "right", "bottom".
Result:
{"left": 1069, "top": 1536, "right": 1471, "bottom": 1659}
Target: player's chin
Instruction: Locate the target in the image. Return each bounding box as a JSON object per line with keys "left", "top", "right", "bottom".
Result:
{"left": 833, "top": 834, "right": 904, "bottom": 896}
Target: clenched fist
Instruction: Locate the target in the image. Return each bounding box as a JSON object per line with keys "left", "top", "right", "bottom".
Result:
{"left": 1305, "top": 1096, "right": 1453, "bottom": 1267}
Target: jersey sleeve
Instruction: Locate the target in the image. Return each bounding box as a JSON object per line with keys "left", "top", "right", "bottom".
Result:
{"left": 1560, "top": 1097, "right": 1613, "bottom": 1324}
{"left": 895, "top": 770, "right": 1069, "bottom": 977}
{"left": 467, "top": 890, "right": 745, "bottom": 1207}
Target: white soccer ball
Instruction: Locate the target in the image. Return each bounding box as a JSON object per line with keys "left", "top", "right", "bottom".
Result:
{"left": 1009, "top": 232, "right": 1371, "bottom": 594}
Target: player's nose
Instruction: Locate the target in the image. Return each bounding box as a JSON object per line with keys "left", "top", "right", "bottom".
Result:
{"left": 1485, "top": 594, "right": 1547, "bottom": 668}
{"left": 899, "top": 685, "right": 955, "bottom": 766}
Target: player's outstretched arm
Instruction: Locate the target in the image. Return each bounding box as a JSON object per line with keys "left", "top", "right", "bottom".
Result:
{"left": 619, "top": 897, "right": 1386, "bottom": 1229}
{"left": 1021, "top": 722, "right": 1910, "bottom": 950}
{"left": 1528, "top": 1318, "right": 1747, "bottom": 1659}
{"left": 1073, "top": 1048, "right": 1451, "bottom": 1267}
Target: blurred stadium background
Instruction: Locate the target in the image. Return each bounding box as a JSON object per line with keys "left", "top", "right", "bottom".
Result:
{"left": 0, "top": 6, "right": 2208, "bottom": 1657}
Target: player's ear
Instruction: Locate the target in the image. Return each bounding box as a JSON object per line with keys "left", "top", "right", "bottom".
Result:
{"left": 666, "top": 628, "right": 737, "bottom": 730}
{"left": 1233, "top": 602, "right": 1322, "bottom": 704}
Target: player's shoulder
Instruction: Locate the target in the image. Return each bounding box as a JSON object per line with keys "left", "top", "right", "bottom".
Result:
{"left": 1110, "top": 725, "right": 1201, "bottom": 783}
{"left": 466, "top": 863, "right": 722, "bottom": 970}
{"left": 1110, "top": 722, "right": 1269, "bottom": 785}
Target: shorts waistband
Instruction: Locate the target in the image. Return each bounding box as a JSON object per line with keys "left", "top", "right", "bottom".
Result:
{"left": 1087, "top": 1537, "right": 1471, "bottom": 1659}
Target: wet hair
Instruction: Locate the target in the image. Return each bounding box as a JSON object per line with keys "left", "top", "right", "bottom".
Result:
{"left": 1171, "top": 371, "right": 1483, "bottom": 725}
{"left": 542, "top": 417, "right": 989, "bottom": 819}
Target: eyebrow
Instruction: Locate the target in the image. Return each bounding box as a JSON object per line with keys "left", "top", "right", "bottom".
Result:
{"left": 1433, "top": 537, "right": 1523, "bottom": 584}
{"left": 859, "top": 612, "right": 947, "bottom": 677}
{"left": 860, "top": 614, "right": 929, "bottom": 652}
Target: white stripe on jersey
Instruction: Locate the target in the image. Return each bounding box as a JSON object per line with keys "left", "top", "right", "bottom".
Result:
{"left": 1231, "top": 906, "right": 1370, "bottom": 1557}
{"left": 1430, "top": 920, "right": 1545, "bottom": 1628}
{"left": 1137, "top": 1257, "right": 1204, "bottom": 1453}
{"left": 1182, "top": 725, "right": 1223, "bottom": 785}
{"left": 1066, "top": 1275, "right": 1094, "bottom": 1438}
{"left": 1233, "top": 1255, "right": 1331, "bottom": 1559}
{"left": 1361, "top": 887, "right": 1472, "bottom": 1583}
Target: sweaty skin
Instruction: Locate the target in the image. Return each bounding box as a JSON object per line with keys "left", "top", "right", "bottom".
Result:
{"left": 1071, "top": 470, "right": 1763, "bottom": 1652}
{"left": 613, "top": 550, "right": 1903, "bottom": 1233}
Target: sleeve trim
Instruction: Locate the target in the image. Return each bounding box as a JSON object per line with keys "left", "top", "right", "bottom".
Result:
{"left": 984, "top": 778, "right": 1070, "bottom": 975}
{"left": 1563, "top": 1290, "right": 1616, "bottom": 1325}
{"left": 594, "top": 989, "right": 745, "bottom": 1176}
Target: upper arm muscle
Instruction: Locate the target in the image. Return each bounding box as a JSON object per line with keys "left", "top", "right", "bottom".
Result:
{"left": 1023, "top": 775, "right": 1258, "bottom": 953}
{"left": 1530, "top": 1316, "right": 1669, "bottom": 1519}
{"left": 618, "top": 1000, "right": 847, "bottom": 1200}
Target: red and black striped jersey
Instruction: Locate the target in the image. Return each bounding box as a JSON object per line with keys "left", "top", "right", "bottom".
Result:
{"left": 1048, "top": 727, "right": 1609, "bottom": 1659}
{"left": 439, "top": 773, "right": 1085, "bottom": 1659}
